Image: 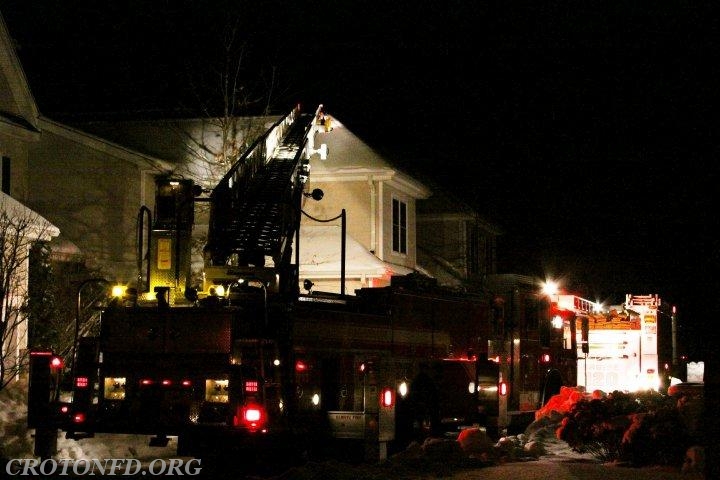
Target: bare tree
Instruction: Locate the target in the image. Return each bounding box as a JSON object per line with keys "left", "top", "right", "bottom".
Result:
{"left": 171, "top": 17, "right": 283, "bottom": 190}
{"left": 0, "top": 202, "right": 58, "bottom": 391}
{"left": 161, "top": 18, "right": 287, "bottom": 286}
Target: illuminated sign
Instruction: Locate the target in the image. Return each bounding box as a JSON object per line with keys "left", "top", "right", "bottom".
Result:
{"left": 157, "top": 238, "right": 172, "bottom": 270}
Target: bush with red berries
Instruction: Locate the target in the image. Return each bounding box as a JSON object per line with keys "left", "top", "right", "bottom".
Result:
{"left": 555, "top": 390, "right": 693, "bottom": 466}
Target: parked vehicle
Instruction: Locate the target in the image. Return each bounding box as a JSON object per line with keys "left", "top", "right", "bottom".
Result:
{"left": 29, "top": 104, "right": 642, "bottom": 463}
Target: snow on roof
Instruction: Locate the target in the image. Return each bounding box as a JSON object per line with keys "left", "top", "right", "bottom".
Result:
{"left": 296, "top": 225, "right": 412, "bottom": 278}
{"left": 0, "top": 192, "right": 60, "bottom": 241}
{"left": 309, "top": 116, "right": 431, "bottom": 199}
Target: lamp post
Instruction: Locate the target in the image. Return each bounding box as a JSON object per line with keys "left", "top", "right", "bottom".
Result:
{"left": 296, "top": 187, "right": 347, "bottom": 296}
{"left": 301, "top": 208, "right": 346, "bottom": 296}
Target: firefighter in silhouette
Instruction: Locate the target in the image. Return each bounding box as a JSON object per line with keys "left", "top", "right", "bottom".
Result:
{"left": 408, "top": 362, "right": 441, "bottom": 439}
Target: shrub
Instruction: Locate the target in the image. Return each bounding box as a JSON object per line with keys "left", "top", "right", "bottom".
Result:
{"left": 556, "top": 390, "right": 692, "bottom": 466}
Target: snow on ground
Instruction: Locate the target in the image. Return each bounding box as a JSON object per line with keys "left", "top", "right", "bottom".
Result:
{"left": 1, "top": 376, "right": 596, "bottom": 479}
{"left": 3, "top": 379, "right": 697, "bottom": 479}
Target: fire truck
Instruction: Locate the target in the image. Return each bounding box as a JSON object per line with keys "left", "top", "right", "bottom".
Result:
{"left": 482, "top": 274, "right": 578, "bottom": 434}
{"left": 26, "top": 104, "right": 586, "bottom": 464}
{"left": 553, "top": 293, "right": 666, "bottom": 393}
{"left": 25, "top": 105, "right": 496, "bottom": 463}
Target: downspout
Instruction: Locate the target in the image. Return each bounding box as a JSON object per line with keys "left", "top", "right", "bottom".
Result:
{"left": 377, "top": 181, "right": 384, "bottom": 260}
{"left": 368, "top": 176, "right": 377, "bottom": 254}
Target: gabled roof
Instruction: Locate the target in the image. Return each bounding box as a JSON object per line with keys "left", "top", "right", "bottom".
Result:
{"left": 0, "top": 192, "right": 59, "bottom": 241}
{"left": 309, "top": 117, "right": 431, "bottom": 199}
{"left": 0, "top": 12, "right": 39, "bottom": 133}
{"left": 38, "top": 117, "right": 174, "bottom": 171}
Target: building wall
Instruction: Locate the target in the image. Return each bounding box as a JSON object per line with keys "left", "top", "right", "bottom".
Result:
{"left": 303, "top": 175, "right": 420, "bottom": 274}
{"left": 72, "top": 116, "right": 279, "bottom": 190}
{"left": 416, "top": 186, "right": 501, "bottom": 287}
{"left": 25, "top": 127, "right": 162, "bottom": 282}
{"left": 0, "top": 133, "right": 30, "bottom": 200}
{"left": 417, "top": 216, "right": 467, "bottom": 271}
{"left": 302, "top": 179, "right": 372, "bottom": 249}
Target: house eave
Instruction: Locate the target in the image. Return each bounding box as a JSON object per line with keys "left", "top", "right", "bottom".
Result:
{"left": 310, "top": 167, "right": 431, "bottom": 199}
{"left": 418, "top": 212, "right": 504, "bottom": 235}
{"left": 1, "top": 192, "right": 60, "bottom": 240}
{"left": 0, "top": 111, "right": 41, "bottom": 141}
{"left": 38, "top": 116, "right": 174, "bottom": 171}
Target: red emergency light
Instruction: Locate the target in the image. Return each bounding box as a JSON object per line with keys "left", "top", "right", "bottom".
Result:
{"left": 499, "top": 381, "right": 509, "bottom": 396}
{"left": 50, "top": 356, "right": 63, "bottom": 369}
{"left": 381, "top": 387, "right": 394, "bottom": 407}
{"left": 236, "top": 403, "right": 266, "bottom": 432}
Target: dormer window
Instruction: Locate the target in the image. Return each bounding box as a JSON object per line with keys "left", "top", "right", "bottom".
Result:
{"left": 392, "top": 198, "right": 407, "bottom": 255}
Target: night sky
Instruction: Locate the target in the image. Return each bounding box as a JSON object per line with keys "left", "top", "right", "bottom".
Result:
{"left": 2, "top": 2, "right": 715, "bottom": 358}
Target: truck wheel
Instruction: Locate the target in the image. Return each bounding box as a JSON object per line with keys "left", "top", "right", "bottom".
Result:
{"left": 33, "top": 427, "right": 58, "bottom": 459}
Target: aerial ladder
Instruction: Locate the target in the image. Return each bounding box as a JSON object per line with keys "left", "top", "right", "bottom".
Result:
{"left": 144, "top": 104, "right": 318, "bottom": 304}
{"left": 28, "top": 104, "right": 322, "bottom": 462}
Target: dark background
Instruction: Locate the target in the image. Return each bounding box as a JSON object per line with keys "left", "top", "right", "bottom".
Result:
{"left": 1, "top": 1, "right": 715, "bottom": 359}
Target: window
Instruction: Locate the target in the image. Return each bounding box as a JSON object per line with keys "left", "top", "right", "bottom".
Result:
{"left": 392, "top": 198, "right": 407, "bottom": 254}
{"left": 1, "top": 156, "right": 9, "bottom": 194}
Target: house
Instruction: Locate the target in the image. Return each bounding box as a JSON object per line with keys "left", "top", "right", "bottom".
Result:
{"left": 299, "top": 116, "right": 502, "bottom": 294}
{"left": 417, "top": 188, "right": 502, "bottom": 291}
{"left": 1, "top": 11, "right": 184, "bottom": 382}
{"left": 298, "top": 115, "right": 431, "bottom": 293}
{"left": 66, "top": 110, "right": 502, "bottom": 296}
{"left": 64, "top": 111, "right": 432, "bottom": 295}
{"left": 0, "top": 13, "right": 59, "bottom": 381}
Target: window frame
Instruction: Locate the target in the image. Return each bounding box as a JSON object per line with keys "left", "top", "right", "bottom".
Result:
{"left": 392, "top": 197, "right": 408, "bottom": 255}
